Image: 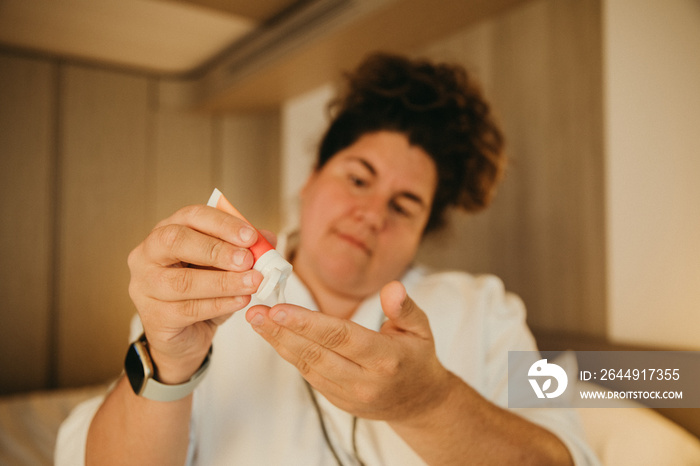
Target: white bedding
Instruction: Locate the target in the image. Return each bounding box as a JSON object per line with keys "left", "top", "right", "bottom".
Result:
{"left": 1, "top": 381, "right": 699, "bottom": 465}
{"left": 574, "top": 381, "right": 700, "bottom": 466}
{"left": 0, "top": 385, "right": 106, "bottom": 466}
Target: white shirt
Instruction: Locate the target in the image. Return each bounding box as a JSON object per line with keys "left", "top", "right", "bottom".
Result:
{"left": 56, "top": 265, "right": 600, "bottom": 465}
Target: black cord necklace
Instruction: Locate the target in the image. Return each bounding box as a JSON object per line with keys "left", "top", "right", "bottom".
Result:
{"left": 303, "top": 379, "right": 366, "bottom": 466}
{"left": 302, "top": 296, "right": 387, "bottom": 465}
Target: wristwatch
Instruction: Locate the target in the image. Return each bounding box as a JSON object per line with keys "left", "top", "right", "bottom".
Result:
{"left": 124, "top": 333, "right": 212, "bottom": 402}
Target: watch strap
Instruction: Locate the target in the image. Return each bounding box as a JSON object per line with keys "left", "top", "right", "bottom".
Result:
{"left": 129, "top": 334, "right": 212, "bottom": 402}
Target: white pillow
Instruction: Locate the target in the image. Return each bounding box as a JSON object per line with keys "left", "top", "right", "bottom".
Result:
{"left": 575, "top": 380, "right": 700, "bottom": 465}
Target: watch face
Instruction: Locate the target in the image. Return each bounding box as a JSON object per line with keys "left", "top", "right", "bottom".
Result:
{"left": 125, "top": 342, "right": 148, "bottom": 395}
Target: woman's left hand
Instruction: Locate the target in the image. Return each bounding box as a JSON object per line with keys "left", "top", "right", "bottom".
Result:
{"left": 245, "top": 281, "right": 455, "bottom": 422}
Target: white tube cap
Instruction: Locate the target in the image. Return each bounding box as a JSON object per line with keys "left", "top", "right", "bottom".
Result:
{"left": 253, "top": 249, "right": 293, "bottom": 303}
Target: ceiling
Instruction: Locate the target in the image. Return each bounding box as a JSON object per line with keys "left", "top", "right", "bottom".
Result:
{"left": 0, "top": 0, "right": 302, "bottom": 74}
{"left": 0, "top": 0, "right": 530, "bottom": 110}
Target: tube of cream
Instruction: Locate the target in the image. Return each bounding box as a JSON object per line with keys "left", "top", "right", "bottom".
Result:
{"left": 207, "top": 188, "right": 292, "bottom": 303}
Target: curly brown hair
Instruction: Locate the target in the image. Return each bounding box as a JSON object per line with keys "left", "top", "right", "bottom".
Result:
{"left": 316, "top": 52, "right": 506, "bottom": 234}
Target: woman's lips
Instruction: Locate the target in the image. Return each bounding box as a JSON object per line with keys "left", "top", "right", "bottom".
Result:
{"left": 335, "top": 231, "right": 371, "bottom": 256}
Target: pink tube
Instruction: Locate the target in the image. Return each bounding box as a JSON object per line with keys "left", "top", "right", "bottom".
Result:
{"left": 207, "top": 189, "right": 274, "bottom": 261}
{"left": 207, "top": 188, "right": 292, "bottom": 303}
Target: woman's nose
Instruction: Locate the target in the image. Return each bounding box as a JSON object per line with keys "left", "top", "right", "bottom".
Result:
{"left": 354, "top": 195, "right": 388, "bottom": 231}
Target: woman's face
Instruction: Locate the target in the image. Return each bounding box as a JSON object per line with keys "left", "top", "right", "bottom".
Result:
{"left": 295, "top": 131, "right": 437, "bottom": 300}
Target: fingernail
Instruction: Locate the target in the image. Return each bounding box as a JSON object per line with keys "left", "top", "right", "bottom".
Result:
{"left": 272, "top": 310, "right": 286, "bottom": 324}
{"left": 250, "top": 314, "right": 264, "bottom": 326}
{"left": 240, "top": 226, "right": 254, "bottom": 243}
{"left": 233, "top": 250, "right": 246, "bottom": 267}
{"left": 244, "top": 271, "right": 255, "bottom": 288}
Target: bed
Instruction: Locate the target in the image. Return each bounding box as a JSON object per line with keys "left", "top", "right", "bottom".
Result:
{"left": 1, "top": 379, "right": 699, "bottom": 465}
{"left": 0, "top": 384, "right": 106, "bottom": 465}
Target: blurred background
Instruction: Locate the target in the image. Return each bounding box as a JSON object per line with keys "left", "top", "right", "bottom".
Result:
{"left": 1, "top": 0, "right": 698, "bottom": 404}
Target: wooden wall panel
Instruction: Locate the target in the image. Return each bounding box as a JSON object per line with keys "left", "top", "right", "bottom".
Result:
{"left": 152, "top": 107, "right": 216, "bottom": 222}
{"left": 0, "top": 53, "right": 237, "bottom": 391}
{"left": 0, "top": 54, "right": 54, "bottom": 394}
{"left": 0, "top": 0, "right": 606, "bottom": 392}
{"left": 220, "top": 112, "right": 281, "bottom": 232}
{"left": 544, "top": 0, "right": 606, "bottom": 333}
{"left": 57, "top": 65, "right": 152, "bottom": 388}
{"left": 416, "top": 0, "right": 606, "bottom": 337}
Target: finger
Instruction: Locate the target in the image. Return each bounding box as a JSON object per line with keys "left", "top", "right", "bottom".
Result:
{"left": 267, "top": 304, "right": 381, "bottom": 362}
{"left": 141, "top": 296, "right": 250, "bottom": 331}
{"left": 245, "top": 305, "right": 366, "bottom": 380}
{"left": 165, "top": 295, "right": 252, "bottom": 327}
{"left": 380, "top": 281, "right": 431, "bottom": 337}
{"left": 155, "top": 204, "right": 258, "bottom": 250}
{"left": 141, "top": 223, "right": 255, "bottom": 271}
{"left": 209, "top": 311, "right": 236, "bottom": 327}
{"left": 146, "top": 267, "right": 262, "bottom": 302}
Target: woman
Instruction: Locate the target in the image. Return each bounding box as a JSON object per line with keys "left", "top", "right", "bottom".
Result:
{"left": 58, "top": 53, "right": 598, "bottom": 465}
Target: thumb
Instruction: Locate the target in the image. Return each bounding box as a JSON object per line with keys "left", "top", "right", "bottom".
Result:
{"left": 380, "top": 281, "right": 431, "bottom": 337}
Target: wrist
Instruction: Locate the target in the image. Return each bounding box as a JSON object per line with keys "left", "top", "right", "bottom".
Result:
{"left": 124, "top": 334, "right": 212, "bottom": 402}
{"left": 392, "top": 370, "right": 462, "bottom": 430}
{"left": 148, "top": 344, "right": 211, "bottom": 385}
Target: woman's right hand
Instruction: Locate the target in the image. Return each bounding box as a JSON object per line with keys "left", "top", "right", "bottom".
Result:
{"left": 127, "top": 204, "right": 263, "bottom": 384}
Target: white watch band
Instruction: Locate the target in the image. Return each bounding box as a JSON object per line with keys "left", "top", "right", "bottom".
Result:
{"left": 140, "top": 351, "right": 211, "bottom": 402}
{"left": 127, "top": 335, "right": 212, "bottom": 402}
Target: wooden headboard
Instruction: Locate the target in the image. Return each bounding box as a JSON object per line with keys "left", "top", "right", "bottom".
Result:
{"left": 533, "top": 330, "right": 700, "bottom": 440}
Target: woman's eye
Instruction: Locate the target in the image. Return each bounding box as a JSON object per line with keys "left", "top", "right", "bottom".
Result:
{"left": 348, "top": 174, "right": 367, "bottom": 187}
{"left": 390, "top": 200, "right": 410, "bottom": 217}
